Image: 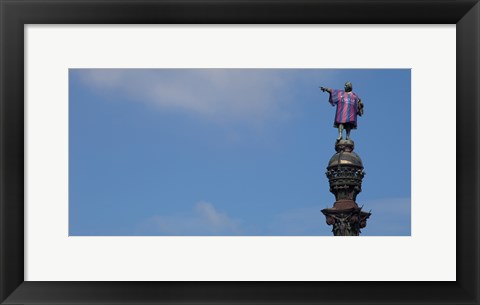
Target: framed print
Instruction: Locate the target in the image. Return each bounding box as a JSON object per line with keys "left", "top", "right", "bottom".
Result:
{"left": 24, "top": 27, "right": 448, "bottom": 282}
{"left": 1, "top": 0, "right": 479, "bottom": 304}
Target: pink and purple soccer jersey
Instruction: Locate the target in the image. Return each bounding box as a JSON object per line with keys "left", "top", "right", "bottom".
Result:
{"left": 329, "top": 89, "right": 360, "bottom": 128}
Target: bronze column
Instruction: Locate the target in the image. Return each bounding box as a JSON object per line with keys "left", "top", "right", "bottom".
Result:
{"left": 322, "top": 139, "right": 371, "bottom": 236}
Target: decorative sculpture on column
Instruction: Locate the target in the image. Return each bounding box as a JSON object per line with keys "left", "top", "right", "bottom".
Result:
{"left": 319, "top": 82, "right": 371, "bottom": 236}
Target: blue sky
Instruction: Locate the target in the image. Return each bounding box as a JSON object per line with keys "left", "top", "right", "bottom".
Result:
{"left": 69, "top": 69, "right": 411, "bottom": 236}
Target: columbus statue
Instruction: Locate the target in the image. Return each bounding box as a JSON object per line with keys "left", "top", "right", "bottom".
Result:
{"left": 320, "top": 82, "right": 364, "bottom": 141}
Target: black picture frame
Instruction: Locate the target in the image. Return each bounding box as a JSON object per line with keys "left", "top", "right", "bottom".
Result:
{"left": 1, "top": 0, "right": 478, "bottom": 304}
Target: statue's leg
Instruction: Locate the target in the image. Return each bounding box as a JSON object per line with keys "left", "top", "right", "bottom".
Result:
{"left": 337, "top": 124, "right": 344, "bottom": 141}
{"left": 345, "top": 125, "right": 351, "bottom": 140}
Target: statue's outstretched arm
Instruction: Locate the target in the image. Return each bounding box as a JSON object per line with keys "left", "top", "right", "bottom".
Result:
{"left": 319, "top": 86, "right": 332, "bottom": 93}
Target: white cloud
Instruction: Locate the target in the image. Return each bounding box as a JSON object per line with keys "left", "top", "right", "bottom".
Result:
{"left": 76, "top": 69, "right": 291, "bottom": 123}
{"left": 195, "top": 201, "right": 236, "bottom": 229}
{"left": 137, "top": 197, "right": 410, "bottom": 236}
{"left": 139, "top": 198, "right": 411, "bottom": 236}
{"left": 143, "top": 201, "right": 242, "bottom": 235}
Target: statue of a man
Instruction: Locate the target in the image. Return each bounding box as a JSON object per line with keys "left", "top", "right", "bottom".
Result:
{"left": 320, "top": 82, "right": 364, "bottom": 141}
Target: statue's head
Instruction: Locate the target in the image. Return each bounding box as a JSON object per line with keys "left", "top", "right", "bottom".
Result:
{"left": 344, "top": 82, "right": 353, "bottom": 92}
